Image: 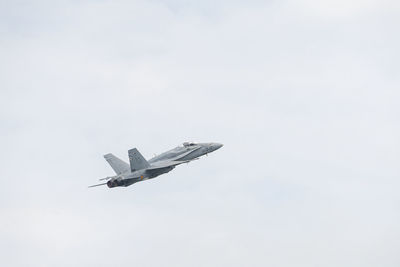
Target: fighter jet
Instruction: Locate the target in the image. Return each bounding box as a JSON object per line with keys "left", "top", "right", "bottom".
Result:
{"left": 89, "top": 142, "right": 223, "bottom": 188}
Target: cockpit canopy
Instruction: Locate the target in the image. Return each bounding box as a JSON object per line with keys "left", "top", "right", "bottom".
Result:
{"left": 183, "top": 142, "right": 197, "bottom": 147}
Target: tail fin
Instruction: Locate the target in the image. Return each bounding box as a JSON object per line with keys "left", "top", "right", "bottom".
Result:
{"left": 128, "top": 148, "right": 150, "bottom": 172}
{"left": 104, "top": 153, "right": 130, "bottom": 175}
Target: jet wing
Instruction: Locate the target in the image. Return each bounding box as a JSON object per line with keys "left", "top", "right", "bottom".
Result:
{"left": 147, "top": 159, "right": 196, "bottom": 170}
{"left": 171, "top": 146, "right": 202, "bottom": 161}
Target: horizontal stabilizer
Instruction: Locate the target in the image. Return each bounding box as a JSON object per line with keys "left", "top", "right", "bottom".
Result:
{"left": 88, "top": 182, "right": 107, "bottom": 188}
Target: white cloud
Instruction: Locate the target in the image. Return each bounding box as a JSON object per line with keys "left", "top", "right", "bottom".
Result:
{"left": 287, "top": 0, "right": 398, "bottom": 19}
{"left": 0, "top": 0, "right": 399, "bottom": 266}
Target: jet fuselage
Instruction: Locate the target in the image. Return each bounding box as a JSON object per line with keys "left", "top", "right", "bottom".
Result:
{"left": 90, "top": 142, "right": 223, "bottom": 188}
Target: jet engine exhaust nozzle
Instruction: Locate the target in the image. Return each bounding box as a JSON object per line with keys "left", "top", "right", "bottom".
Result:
{"left": 107, "top": 179, "right": 124, "bottom": 188}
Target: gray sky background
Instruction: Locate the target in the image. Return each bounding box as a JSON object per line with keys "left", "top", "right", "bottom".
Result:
{"left": 1, "top": 0, "right": 399, "bottom": 266}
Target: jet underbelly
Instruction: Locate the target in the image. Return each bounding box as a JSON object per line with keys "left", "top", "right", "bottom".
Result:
{"left": 147, "top": 166, "right": 174, "bottom": 178}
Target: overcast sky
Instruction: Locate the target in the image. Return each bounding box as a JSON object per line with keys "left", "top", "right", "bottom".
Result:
{"left": 1, "top": 0, "right": 399, "bottom": 266}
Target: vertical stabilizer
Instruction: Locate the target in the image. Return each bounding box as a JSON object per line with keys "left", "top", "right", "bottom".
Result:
{"left": 128, "top": 148, "right": 150, "bottom": 172}
{"left": 104, "top": 154, "right": 130, "bottom": 175}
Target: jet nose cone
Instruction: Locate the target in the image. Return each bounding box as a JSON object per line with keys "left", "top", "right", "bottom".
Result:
{"left": 214, "top": 143, "right": 223, "bottom": 150}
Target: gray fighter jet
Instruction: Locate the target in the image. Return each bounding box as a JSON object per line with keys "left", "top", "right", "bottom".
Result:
{"left": 89, "top": 142, "right": 223, "bottom": 188}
